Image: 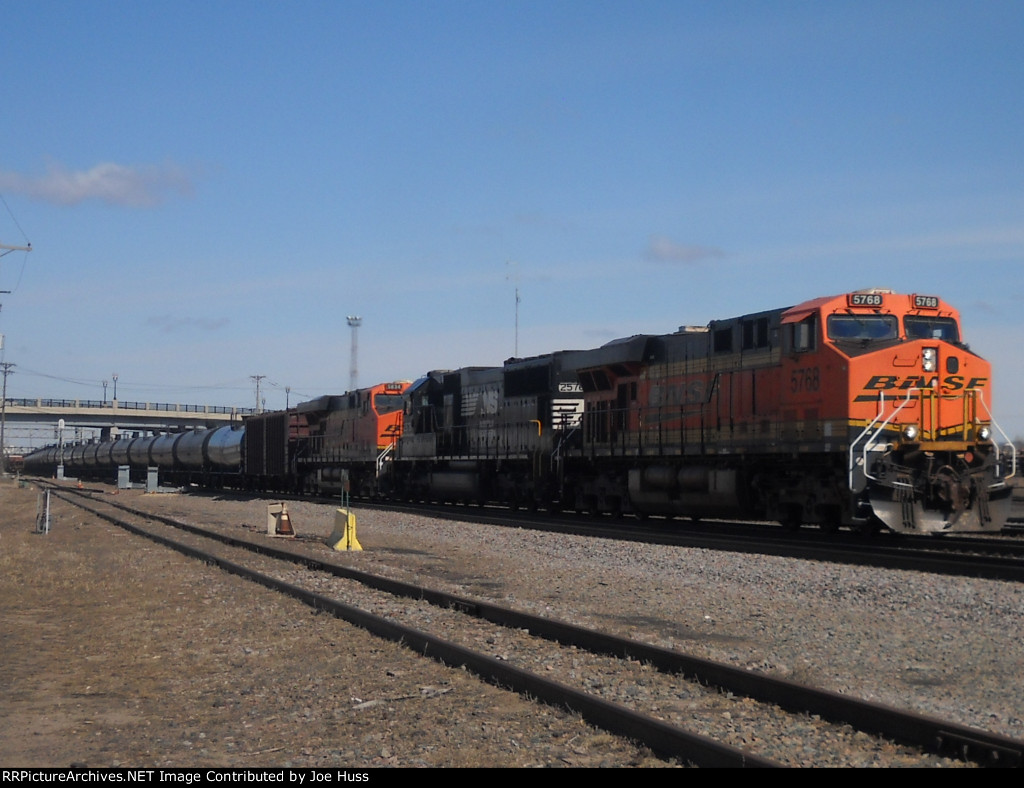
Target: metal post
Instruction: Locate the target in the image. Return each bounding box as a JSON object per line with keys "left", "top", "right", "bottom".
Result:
{"left": 35, "top": 489, "right": 50, "bottom": 534}
{"left": 0, "top": 362, "right": 13, "bottom": 474}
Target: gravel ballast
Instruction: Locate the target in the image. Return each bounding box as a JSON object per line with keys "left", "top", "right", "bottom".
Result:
{"left": 2, "top": 480, "right": 1022, "bottom": 767}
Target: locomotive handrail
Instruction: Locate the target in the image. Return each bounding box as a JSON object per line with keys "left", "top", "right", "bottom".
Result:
{"left": 974, "top": 389, "right": 1017, "bottom": 480}
{"left": 376, "top": 442, "right": 395, "bottom": 477}
{"left": 850, "top": 386, "right": 1017, "bottom": 489}
{"left": 849, "top": 389, "right": 919, "bottom": 488}
{"left": 551, "top": 426, "right": 579, "bottom": 467}
{"left": 848, "top": 392, "right": 888, "bottom": 489}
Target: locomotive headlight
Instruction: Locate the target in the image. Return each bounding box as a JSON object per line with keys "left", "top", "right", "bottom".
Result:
{"left": 978, "top": 426, "right": 992, "bottom": 441}
{"left": 902, "top": 424, "right": 920, "bottom": 441}
{"left": 922, "top": 347, "right": 937, "bottom": 372}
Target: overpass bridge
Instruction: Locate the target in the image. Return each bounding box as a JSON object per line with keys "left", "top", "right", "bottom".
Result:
{"left": 1, "top": 398, "right": 256, "bottom": 453}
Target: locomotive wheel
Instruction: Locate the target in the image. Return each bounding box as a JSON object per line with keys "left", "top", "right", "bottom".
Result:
{"left": 780, "top": 504, "right": 803, "bottom": 532}
{"left": 819, "top": 506, "right": 842, "bottom": 534}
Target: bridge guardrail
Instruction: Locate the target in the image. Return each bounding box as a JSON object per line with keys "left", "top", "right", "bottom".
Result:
{"left": 2, "top": 398, "right": 255, "bottom": 416}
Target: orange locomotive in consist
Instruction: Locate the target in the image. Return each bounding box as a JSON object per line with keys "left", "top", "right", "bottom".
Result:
{"left": 573, "top": 289, "right": 1015, "bottom": 534}
{"left": 292, "top": 381, "right": 410, "bottom": 496}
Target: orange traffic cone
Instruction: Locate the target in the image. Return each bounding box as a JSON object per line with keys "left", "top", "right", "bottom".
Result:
{"left": 277, "top": 503, "right": 294, "bottom": 536}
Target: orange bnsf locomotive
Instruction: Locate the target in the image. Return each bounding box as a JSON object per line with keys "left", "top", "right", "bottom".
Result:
{"left": 244, "top": 380, "right": 410, "bottom": 496}
{"left": 561, "top": 290, "right": 1016, "bottom": 534}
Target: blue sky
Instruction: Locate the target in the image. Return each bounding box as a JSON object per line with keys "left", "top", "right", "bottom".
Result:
{"left": 2, "top": 1, "right": 1023, "bottom": 440}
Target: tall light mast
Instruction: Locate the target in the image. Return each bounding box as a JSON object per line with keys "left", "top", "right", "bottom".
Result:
{"left": 346, "top": 316, "right": 362, "bottom": 392}
{"left": 250, "top": 375, "right": 266, "bottom": 413}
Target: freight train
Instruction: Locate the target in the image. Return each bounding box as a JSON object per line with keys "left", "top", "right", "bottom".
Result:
{"left": 24, "top": 290, "right": 1017, "bottom": 535}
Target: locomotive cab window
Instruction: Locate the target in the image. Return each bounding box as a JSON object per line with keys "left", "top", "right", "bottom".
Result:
{"left": 713, "top": 327, "right": 733, "bottom": 353}
{"left": 788, "top": 316, "right": 817, "bottom": 353}
{"left": 742, "top": 317, "right": 770, "bottom": 350}
{"left": 904, "top": 316, "right": 959, "bottom": 343}
{"left": 827, "top": 314, "right": 897, "bottom": 343}
{"left": 374, "top": 393, "right": 404, "bottom": 414}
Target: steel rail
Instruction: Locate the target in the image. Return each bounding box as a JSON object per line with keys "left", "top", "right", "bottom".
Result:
{"left": 53, "top": 490, "right": 776, "bottom": 768}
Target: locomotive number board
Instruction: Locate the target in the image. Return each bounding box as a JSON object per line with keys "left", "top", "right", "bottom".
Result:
{"left": 848, "top": 293, "right": 884, "bottom": 307}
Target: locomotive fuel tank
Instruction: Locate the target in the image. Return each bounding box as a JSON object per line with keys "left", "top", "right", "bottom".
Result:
{"left": 627, "top": 466, "right": 745, "bottom": 518}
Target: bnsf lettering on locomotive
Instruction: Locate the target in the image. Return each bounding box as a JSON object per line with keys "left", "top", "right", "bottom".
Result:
{"left": 651, "top": 381, "right": 706, "bottom": 408}
{"left": 899, "top": 375, "right": 937, "bottom": 390}
{"left": 864, "top": 375, "right": 898, "bottom": 390}
{"left": 863, "top": 374, "right": 987, "bottom": 391}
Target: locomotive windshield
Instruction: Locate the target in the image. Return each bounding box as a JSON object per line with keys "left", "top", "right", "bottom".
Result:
{"left": 827, "top": 314, "right": 898, "bottom": 342}
{"left": 374, "top": 393, "right": 404, "bottom": 414}
{"left": 904, "top": 316, "right": 959, "bottom": 342}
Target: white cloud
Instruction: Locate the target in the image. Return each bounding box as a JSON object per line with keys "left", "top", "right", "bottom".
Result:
{"left": 146, "top": 315, "right": 229, "bottom": 333}
{"left": 645, "top": 235, "right": 725, "bottom": 264}
{"left": 0, "top": 161, "right": 195, "bottom": 207}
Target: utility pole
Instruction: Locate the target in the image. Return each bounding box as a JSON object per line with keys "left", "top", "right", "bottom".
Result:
{"left": 0, "top": 241, "right": 30, "bottom": 315}
{"left": 250, "top": 375, "right": 266, "bottom": 413}
{"left": 0, "top": 242, "right": 31, "bottom": 257}
{"left": 0, "top": 362, "right": 13, "bottom": 474}
{"left": 346, "top": 316, "right": 361, "bottom": 392}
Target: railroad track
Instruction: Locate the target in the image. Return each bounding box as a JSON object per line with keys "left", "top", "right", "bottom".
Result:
{"left": 48, "top": 480, "right": 1024, "bottom": 581}
{"left": 336, "top": 497, "right": 1024, "bottom": 583}
{"left": 48, "top": 484, "right": 1024, "bottom": 768}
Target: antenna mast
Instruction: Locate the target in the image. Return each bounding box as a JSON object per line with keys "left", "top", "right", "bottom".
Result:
{"left": 506, "top": 260, "right": 520, "bottom": 357}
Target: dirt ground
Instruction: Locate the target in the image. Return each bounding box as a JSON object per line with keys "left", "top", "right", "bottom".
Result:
{"left": 0, "top": 478, "right": 671, "bottom": 769}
